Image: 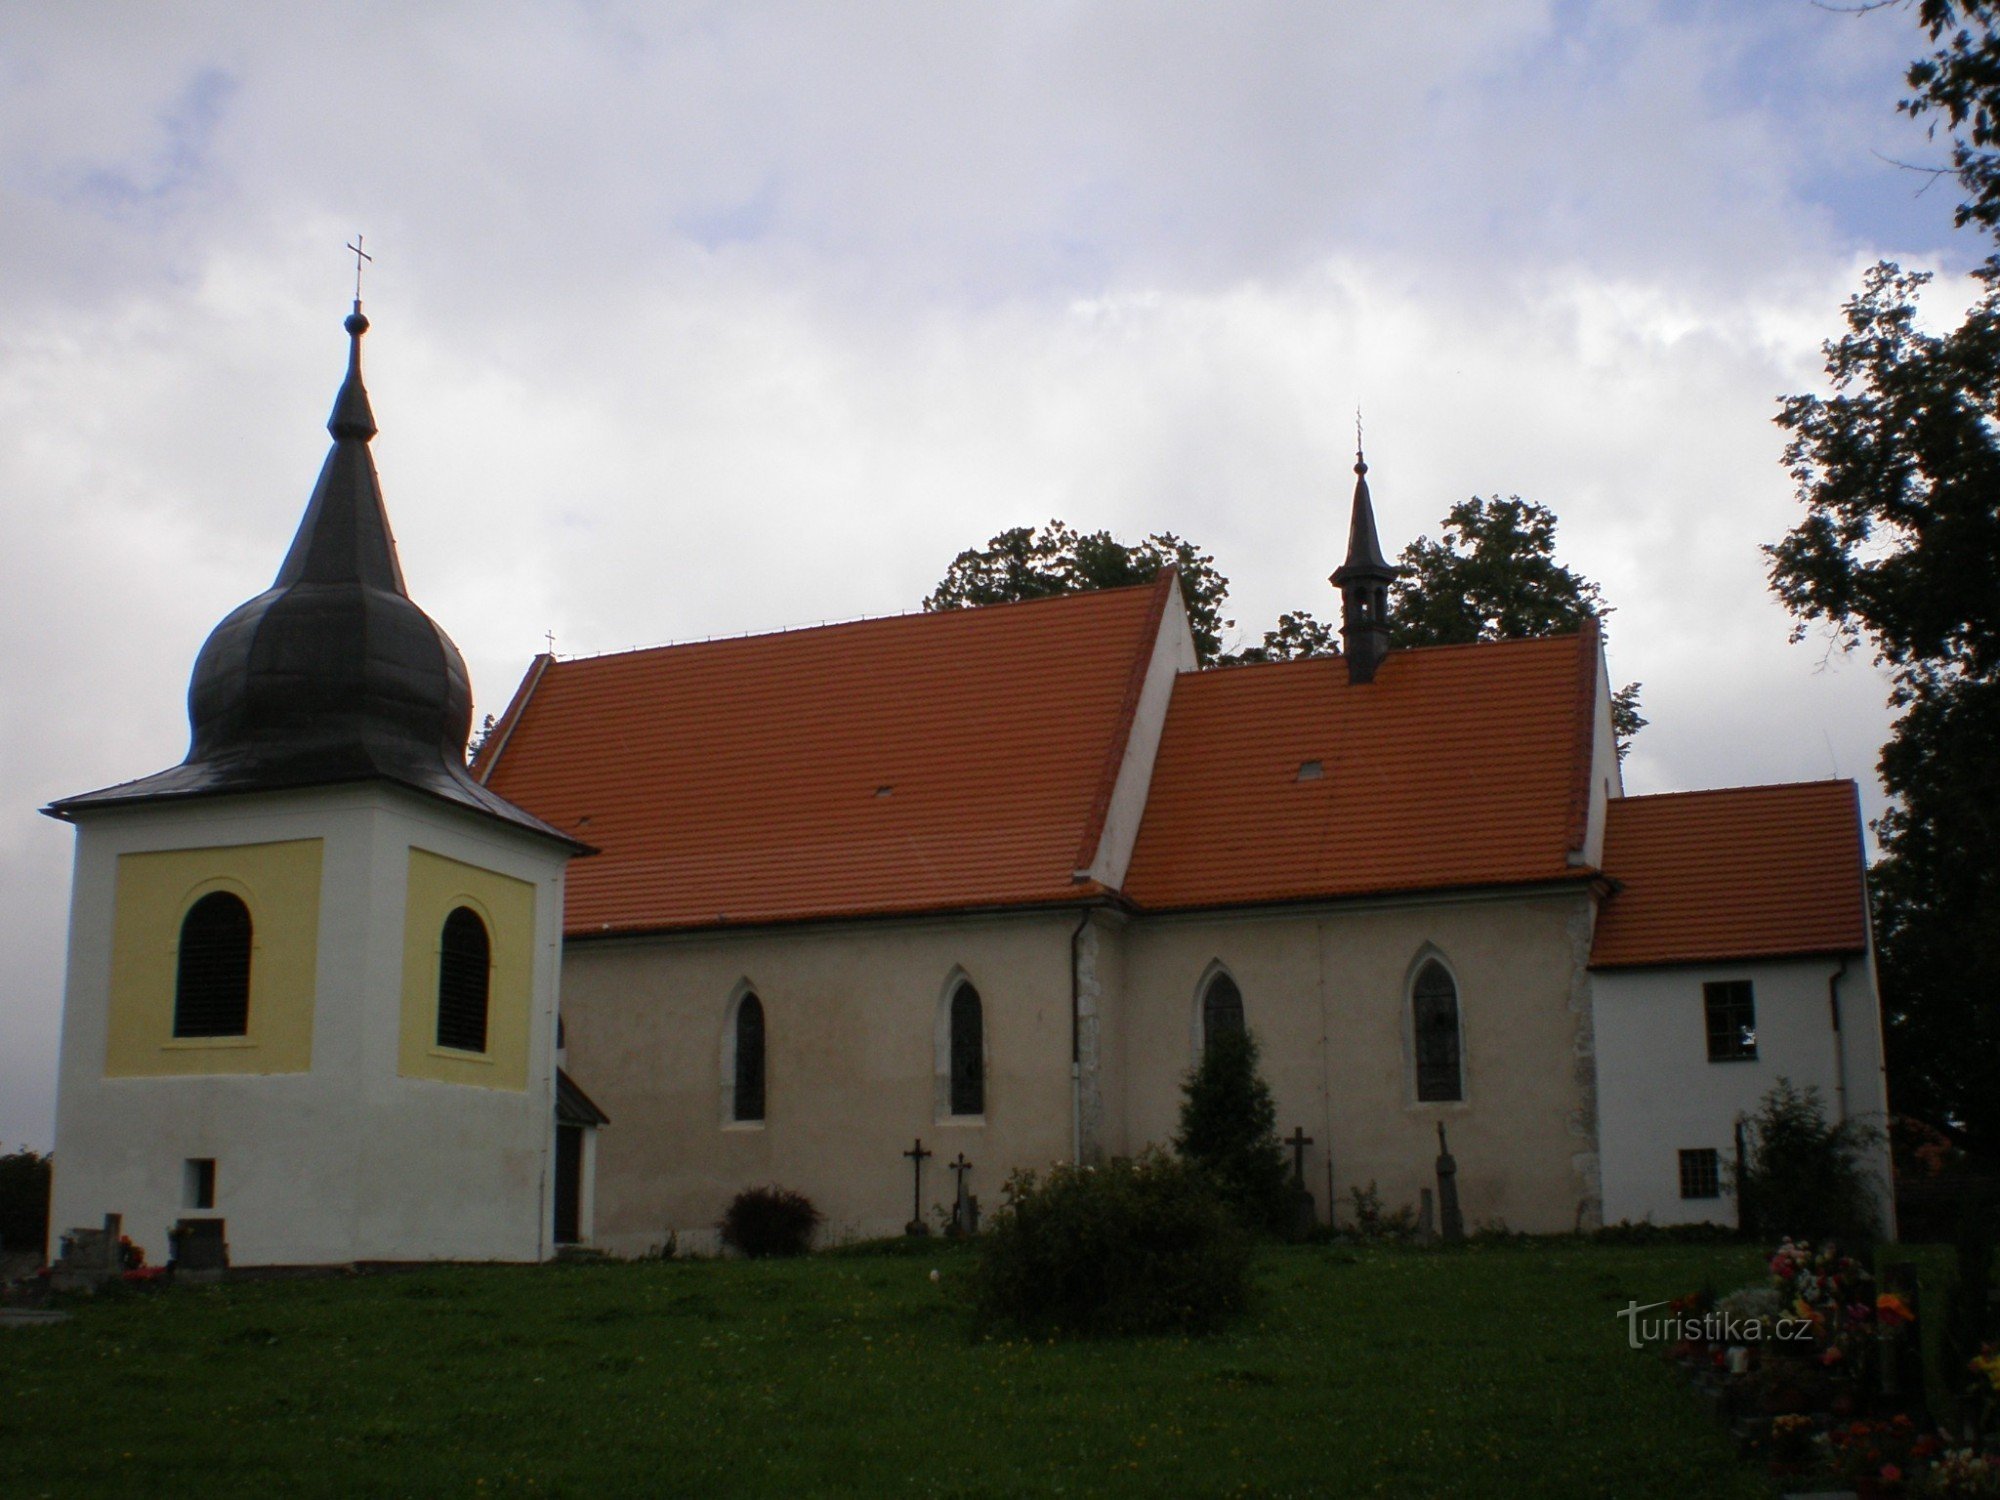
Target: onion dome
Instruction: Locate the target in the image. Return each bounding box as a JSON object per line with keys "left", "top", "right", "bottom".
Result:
{"left": 48, "top": 307, "right": 578, "bottom": 847}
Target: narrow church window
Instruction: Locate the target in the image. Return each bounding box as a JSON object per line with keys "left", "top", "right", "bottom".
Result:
{"left": 1412, "top": 960, "right": 1463, "bottom": 1102}
{"left": 1201, "top": 972, "right": 1244, "bottom": 1048}
{"left": 949, "top": 982, "right": 984, "bottom": 1116}
{"left": 1703, "top": 981, "right": 1757, "bottom": 1062}
{"left": 436, "top": 906, "right": 491, "bottom": 1053}
{"left": 734, "top": 994, "right": 766, "bottom": 1122}
{"left": 1678, "top": 1148, "right": 1721, "bottom": 1200}
{"left": 173, "top": 891, "right": 253, "bottom": 1037}
{"left": 185, "top": 1158, "right": 216, "bottom": 1210}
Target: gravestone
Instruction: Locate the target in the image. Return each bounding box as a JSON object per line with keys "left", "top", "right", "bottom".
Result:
{"left": 171, "top": 1219, "right": 230, "bottom": 1283}
{"left": 1285, "top": 1126, "right": 1317, "bottom": 1237}
{"left": 50, "top": 1213, "right": 121, "bottom": 1293}
{"left": 948, "top": 1154, "right": 977, "bottom": 1237}
{"left": 1434, "top": 1123, "right": 1464, "bottom": 1242}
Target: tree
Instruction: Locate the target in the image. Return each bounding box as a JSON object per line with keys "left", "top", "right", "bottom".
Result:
{"left": 0, "top": 1146, "right": 51, "bottom": 1257}
{"left": 1172, "top": 1027, "right": 1294, "bottom": 1236}
{"left": 1227, "top": 610, "right": 1337, "bottom": 665}
{"left": 1389, "top": 495, "right": 1647, "bottom": 755}
{"left": 925, "top": 520, "right": 1234, "bottom": 664}
{"left": 1765, "top": 2, "right": 2000, "bottom": 1163}
{"left": 1731, "top": 1079, "right": 1885, "bottom": 1247}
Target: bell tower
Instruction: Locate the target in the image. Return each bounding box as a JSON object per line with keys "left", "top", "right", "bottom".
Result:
{"left": 44, "top": 302, "right": 588, "bottom": 1268}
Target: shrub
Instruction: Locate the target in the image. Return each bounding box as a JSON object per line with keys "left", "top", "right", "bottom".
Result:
{"left": 1173, "top": 1027, "right": 1294, "bottom": 1236}
{"left": 1346, "top": 1180, "right": 1419, "bottom": 1241}
{"left": 970, "top": 1150, "right": 1251, "bottom": 1337}
{"left": 1731, "top": 1079, "right": 1884, "bottom": 1248}
{"left": 0, "top": 1147, "right": 52, "bottom": 1257}
{"left": 717, "top": 1185, "right": 822, "bottom": 1258}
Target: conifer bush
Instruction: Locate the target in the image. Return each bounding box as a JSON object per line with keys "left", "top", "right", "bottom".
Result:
{"left": 1174, "top": 1027, "right": 1296, "bottom": 1235}
{"left": 970, "top": 1150, "right": 1251, "bottom": 1337}
{"left": 717, "top": 1185, "right": 822, "bottom": 1258}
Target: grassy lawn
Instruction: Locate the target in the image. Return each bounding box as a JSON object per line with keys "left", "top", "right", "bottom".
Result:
{"left": 0, "top": 1240, "right": 1780, "bottom": 1498}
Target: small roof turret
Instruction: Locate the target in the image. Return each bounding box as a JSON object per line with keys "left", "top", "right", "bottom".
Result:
{"left": 1329, "top": 448, "right": 1400, "bottom": 685}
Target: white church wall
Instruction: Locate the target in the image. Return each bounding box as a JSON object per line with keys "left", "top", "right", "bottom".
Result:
{"left": 1119, "top": 886, "right": 1602, "bottom": 1234}
{"left": 1082, "top": 586, "right": 1198, "bottom": 890}
{"left": 1592, "top": 955, "right": 1893, "bottom": 1230}
{"left": 559, "top": 909, "right": 1085, "bottom": 1255}
{"left": 50, "top": 784, "right": 566, "bottom": 1266}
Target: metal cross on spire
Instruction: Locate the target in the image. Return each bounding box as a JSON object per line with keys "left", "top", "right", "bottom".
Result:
{"left": 1355, "top": 407, "right": 1365, "bottom": 470}
{"left": 346, "top": 235, "right": 373, "bottom": 305}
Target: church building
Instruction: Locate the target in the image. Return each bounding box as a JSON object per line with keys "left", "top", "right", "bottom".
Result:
{"left": 42, "top": 307, "right": 1894, "bottom": 1265}
{"left": 471, "top": 470, "right": 1894, "bottom": 1250}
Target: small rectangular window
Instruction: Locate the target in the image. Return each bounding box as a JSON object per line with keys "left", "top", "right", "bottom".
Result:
{"left": 1703, "top": 980, "right": 1757, "bottom": 1062}
{"left": 185, "top": 1158, "right": 216, "bottom": 1211}
{"left": 1678, "top": 1148, "right": 1720, "bottom": 1200}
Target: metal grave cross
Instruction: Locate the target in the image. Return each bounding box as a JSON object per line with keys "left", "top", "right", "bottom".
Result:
{"left": 902, "top": 1137, "right": 932, "bottom": 1236}
{"left": 1286, "top": 1126, "right": 1314, "bottom": 1186}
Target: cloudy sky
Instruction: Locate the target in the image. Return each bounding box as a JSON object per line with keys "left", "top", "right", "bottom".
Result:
{"left": 0, "top": 1, "right": 1973, "bottom": 1149}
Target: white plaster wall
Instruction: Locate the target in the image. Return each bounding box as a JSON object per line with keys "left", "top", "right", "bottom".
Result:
{"left": 1593, "top": 956, "right": 1893, "bottom": 1229}
{"left": 560, "top": 910, "right": 1083, "bottom": 1256}
{"left": 1084, "top": 588, "right": 1198, "bottom": 889}
{"left": 1118, "top": 887, "right": 1601, "bottom": 1234}
{"left": 49, "top": 783, "right": 569, "bottom": 1266}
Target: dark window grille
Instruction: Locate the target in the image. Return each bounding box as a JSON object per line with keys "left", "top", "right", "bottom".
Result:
{"left": 187, "top": 1158, "right": 216, "bottom": 1210}
{"left": 1413, "top": 960, "right": 1463, "bottom": 1102}
{"left": 949, "top": 982, "right": 984, "bottom": 1116}
{"left": 1704, "top": 981, "right": 1758, "bottom": 1062}
{"left": 435, "top": 907, "right": 491, "bottom": 1053}
{"left": 1679, "top": 1148, "right": 1721, "bottom": 1200}
{"left": 734, "top": 994, "right": 765, "bottom": 1122}
{"left": 173, "top": 892, "right": 252, "bottom": 1037}
{"left": 1202, "top": 973, "right": 1244, "bottom": 1048}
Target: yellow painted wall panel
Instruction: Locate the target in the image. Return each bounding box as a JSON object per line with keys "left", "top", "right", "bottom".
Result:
{"left": 398, "top": 847, "right": 535, "bottom": 1090}
{"left": 106, "top": 840, "right": 323, "bottom": 1077}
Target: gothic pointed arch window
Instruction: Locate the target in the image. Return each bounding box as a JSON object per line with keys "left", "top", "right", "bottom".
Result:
{"left": 174, "top": 891, "right": 253, "bottom": 1037}
{"left": 1411, "top": 958, "right": 1463, "bottom": 1103}
{"left": 948, "top": 980, "right": 984, "bottom": 1117}
{"left": 435, "top": 906, "right": 491, "bottom": 1053}
{"left": 1200, "top": 969, "right": 1245, "bottom": 1051}
{"left": 732, "top": 992, "right": 766, "bottom": 1123}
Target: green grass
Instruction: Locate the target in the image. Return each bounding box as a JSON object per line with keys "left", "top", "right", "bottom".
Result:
{"left": 0, "top": 1240, "right": 1778, "bottom": 1498}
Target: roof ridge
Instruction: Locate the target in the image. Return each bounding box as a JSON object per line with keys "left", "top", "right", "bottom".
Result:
{"left": 1612, "top": 778, "right": 1859, "bottom": 807}
{"left": 1071, "top": 569, "right": 1178, "bottom": 878}
{"left": 552, "top": 578, "right": 1168, "bottom": 667}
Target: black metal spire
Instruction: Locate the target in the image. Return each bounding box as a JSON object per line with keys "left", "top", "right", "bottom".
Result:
{"left": 46, "top": 303, "right": 581, "bottom": 849}
{"left": 1329, "top": 445, "right": 1399, "bottom": 685}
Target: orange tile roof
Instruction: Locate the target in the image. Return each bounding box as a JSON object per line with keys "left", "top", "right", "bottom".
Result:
{"left": 478, "top": 577, "right": 1175, "bottom": 936}
{"left": 1589, "top": 781, "right": 1870, "bottom": 969}
{"left": 1121, "top": 629, "right": 1603, "bottom": 909}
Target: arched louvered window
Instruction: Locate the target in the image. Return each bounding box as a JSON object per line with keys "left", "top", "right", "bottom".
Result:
{"left": 1202, "top": 971, "right": 1244, "bottom": 1050}
{"left": 1412, "top": 959, "right": 1463, "bottom": 1102}
{"left": 733, "top": 993, "right": 766, "bottom": 1122}
{"left": 949, "top": 982, "right": 984, "bottom": 1116}
{"left": 435, "top": 906, "right": 491, "bottom": 1053}
{"left": 174, "top": 892, "right": 252, "bottom": 1038}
